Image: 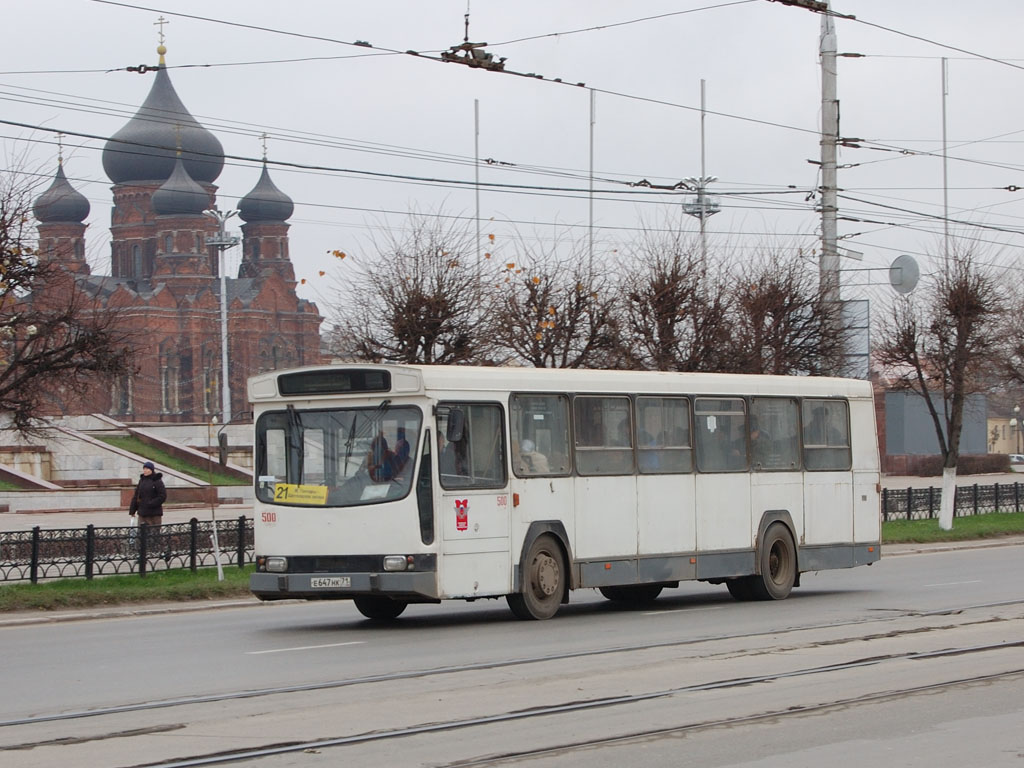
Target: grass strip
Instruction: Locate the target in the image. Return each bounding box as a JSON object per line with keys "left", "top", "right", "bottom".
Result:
{"left": 98, "top": 435, "right": 249, "bottom": 486}
{"left": 0, "top": 566, "right": 254, "bottom": 612}
{"left": 881, "top": 511, "right": 1024, "bottom": 543}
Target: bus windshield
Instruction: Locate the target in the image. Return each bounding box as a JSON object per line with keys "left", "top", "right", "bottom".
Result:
{"left": 255, "top": 404, "right": 421, "bottom": 507}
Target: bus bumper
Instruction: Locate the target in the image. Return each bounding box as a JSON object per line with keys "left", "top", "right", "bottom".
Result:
{"left": 250, "top": 570, "right": 439, "bottom": 601}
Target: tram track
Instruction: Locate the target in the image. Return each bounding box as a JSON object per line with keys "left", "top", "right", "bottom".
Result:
{"left": 4, "top": 596, "right": 1023, "bottom": 730}
{"left": 2, "top": 599, "right": 1023, "bottom": 768}
{"left": 16, "top": 640, "right": 1021, "bottom": 768}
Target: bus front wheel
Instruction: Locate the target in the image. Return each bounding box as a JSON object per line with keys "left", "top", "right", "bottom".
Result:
{"left": 751, "top": 523, "right": 797, "bottom": 600}
{"left": 353, "top": 596, "right": 408, "bottom": 620}
{"left": 507, "top": 534, "right": 565, "bottom": 620}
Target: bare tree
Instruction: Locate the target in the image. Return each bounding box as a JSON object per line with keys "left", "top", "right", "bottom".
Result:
{"left": 483, "top": 238, "right": 619, "bottom": 368}
{"left": 874, "top": 244, "right": 1004, "bottom": 530}
{"left": 726, "top": 247, "right": 845, "bottom": 375}
{"left": 616, "top": 227, "right": 731, "bottom": 372}
{"left": 327, "top": 214, "right": 486, "bottom": 364}
{"left": 0, "top": 168, "right": 134, "bottom": 435}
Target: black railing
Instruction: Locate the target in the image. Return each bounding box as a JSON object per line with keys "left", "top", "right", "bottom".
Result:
{"left": 882, "top": 481, "right": 1024, "bottom": 522}
{"left": 0, "top": 516, "right": 253, "bottom": 583}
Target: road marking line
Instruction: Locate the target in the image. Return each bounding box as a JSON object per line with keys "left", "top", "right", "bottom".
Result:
{"left": 923, "top": 580, "right": 982, "bottom": 587}
{"left": 246, "top": 641, "right": 365, "bottom": 655}
{"left": 642, "top": 606, "right": 724, "bottom": 616}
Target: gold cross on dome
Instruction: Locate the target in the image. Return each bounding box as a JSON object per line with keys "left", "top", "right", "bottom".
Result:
{"left": 154, "top": 16, "right": 169, "bottom": 45}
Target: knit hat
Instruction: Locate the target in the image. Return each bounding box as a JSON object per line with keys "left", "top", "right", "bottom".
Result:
{"left": 143, "top": 461, "right": 156, "bottom": 471}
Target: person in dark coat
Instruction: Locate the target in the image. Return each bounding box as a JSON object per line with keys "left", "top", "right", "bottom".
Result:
{"left": 130, "top": 461, "right": 167, "bottom": 527}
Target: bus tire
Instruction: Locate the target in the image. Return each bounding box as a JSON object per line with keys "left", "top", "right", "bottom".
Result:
{"left": 600, "top": 584, "right": 664, "bottom": 604}
{"left": 726, "top": 577, "right": 756, "bottom": 601}
{"left": 751, "top": 523, "right": 797, "bottom": 600}
{"left": 507, "top": 534, "right": 565, "bottom": 620}
{"left": 353, "top": 596, "right": 408, "bottom": 620}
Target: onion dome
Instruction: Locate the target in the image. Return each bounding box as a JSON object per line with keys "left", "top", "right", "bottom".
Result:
{"left": 151, "top": 155, "right": 209, "bottom": 216}
{"left": 102, "top": 50, "right": 224, "bottom": 184}
{"left": 238, "top": 163, "right": 294, "bottom": 222}
{"left": 33, "top": 163, "right": 90, "bottom": 223}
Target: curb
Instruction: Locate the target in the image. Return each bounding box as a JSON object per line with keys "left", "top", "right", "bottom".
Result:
{"left": 0, "top": 597, "right": 263, "bottom": 628}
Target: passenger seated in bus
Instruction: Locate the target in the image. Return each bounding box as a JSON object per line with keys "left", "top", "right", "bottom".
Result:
{"left": 519, "top": 439, "right": 550, "bottom": 474}
{"left": 637, "top": 430, "right": 660, "bottom": 472}
{"left": 749, "top": 417, "right": 772, "bottom": 466}
{"left": 392, "top": 427, "right": 411, "bottom": 474}
{"left": 366, "top": 434, "right": 395, "bottom": 482}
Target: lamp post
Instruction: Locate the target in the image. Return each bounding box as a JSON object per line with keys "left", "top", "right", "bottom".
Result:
{"left": 203, "top": 208, "right": 239, "bottom": 426}
{"left": 1015, "top": 405, "right": 1021, "bottom": 454}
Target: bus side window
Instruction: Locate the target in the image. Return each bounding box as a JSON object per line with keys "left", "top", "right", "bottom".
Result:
{"left": 694, "top": 398, "right": 747, "bottom": 472}
{"left": 636, "top": 396, "right": 692, "bottom": 474}
{"left": 573, "top": 396, "right": 634, "bottom": 475}
{"left": 750, "top": 398, "right": 800, "bottom": 470}
{"left": 802, "top": 399, "right": 851, "bottom": 470}
{"left": 510, "top": 394, "right": 571, "bottom": 477}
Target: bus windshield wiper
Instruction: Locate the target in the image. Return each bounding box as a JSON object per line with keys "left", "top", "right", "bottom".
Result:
{"left": 286, "top": 405, "right": 304, "bottom": 480}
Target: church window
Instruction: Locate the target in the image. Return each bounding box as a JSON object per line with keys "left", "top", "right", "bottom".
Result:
{"left": 132, "top": 244, "right": 141, "bottom": 277}
{"left": 164, "top": 234, "right": 173, "bottom": 254}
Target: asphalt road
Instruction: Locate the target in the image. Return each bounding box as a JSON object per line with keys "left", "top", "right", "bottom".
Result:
{"left": 1, "top": 543, "right": 1022, "bottom": 767}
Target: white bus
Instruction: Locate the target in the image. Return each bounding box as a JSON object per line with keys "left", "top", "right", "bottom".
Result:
{"left": 248, "top": 364, "right": 880, "bottom": 620}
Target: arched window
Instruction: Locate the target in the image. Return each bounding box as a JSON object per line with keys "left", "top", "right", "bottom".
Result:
{"left": 164, "top": 234, "right": 173, "bottom": 254}
{"left": 160, "top": 344, "right": 181, "bottom": 414}
{"left": 195, "top": 233, "right": 203, "bottom": 253}
{"left": 132, "top": 244, "right": 141, "bottom": 276}
{"left": 111, "top": 376, "right": 133, "bottom": 416}
{"left": 251, "top": 240, "right": 261, "bottom": 261}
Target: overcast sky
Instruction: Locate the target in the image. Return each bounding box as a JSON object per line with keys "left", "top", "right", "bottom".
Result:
{"left": 5, "top": 0, "right": 1023, "bottom": 314}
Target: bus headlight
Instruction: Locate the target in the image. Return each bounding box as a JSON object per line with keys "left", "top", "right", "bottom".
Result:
{"left": 266, "top": 557, "right": 288, "bottom": 573}
{"left": 383, "top": 555, "right": 410, "bottom": 572}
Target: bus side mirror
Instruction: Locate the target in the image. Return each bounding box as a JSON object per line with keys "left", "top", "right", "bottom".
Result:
{"left": 446, "top": 409, "right": 465, "bottom": 443}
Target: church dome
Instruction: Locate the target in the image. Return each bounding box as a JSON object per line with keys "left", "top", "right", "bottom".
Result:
{"left": 33, "top": 163, "right": 90, "bottom": 223}
{"left": 102, "top": 53, "right": 224, "bottom": 185}
{"left": 238, "top": 163, "right": 294, "bottom": 222}
{"left": 151, "top": 155, "right": 209, "bottom": 216}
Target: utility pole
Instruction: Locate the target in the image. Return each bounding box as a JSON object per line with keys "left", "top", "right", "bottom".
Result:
{"left": 819, "top": 4, "right": 841, "bottom": 316}
{"left": 203, "top": 208, "right": 239, "bottom": 426}
{"left": 682, "top": 80, "right": 719, "bottom": 260}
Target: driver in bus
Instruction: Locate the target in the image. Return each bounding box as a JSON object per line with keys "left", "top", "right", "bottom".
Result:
{"left": 366, "top": 434, "right": 396, "bottom": 482}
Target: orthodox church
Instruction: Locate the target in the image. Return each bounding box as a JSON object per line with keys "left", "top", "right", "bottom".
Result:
{"left": 31, "top": 42, "right": 323, "bottom": 423}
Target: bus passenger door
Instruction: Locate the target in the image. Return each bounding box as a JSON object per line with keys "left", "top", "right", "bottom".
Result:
{"left": 508, "top": 394, "right": 576, "bottom": 568}
{"left": 436, "top": 403, "right": 511, "bottom": 599}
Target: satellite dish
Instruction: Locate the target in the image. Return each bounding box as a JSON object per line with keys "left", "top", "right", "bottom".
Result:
{"left": 889, "top": 254, "right": 920, "bottom": 294}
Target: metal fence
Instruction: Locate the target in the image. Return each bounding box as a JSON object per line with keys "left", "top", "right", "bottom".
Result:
{"left": 882, "top": 481, "right": 1024, "bottom": 522}
{"left": 0, "top": 516, "right": 254, "bottom": 583}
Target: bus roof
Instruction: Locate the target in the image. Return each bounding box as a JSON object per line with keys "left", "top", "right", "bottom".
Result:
{"left": 249, "top": 363, "right": 874, "bottom": 402}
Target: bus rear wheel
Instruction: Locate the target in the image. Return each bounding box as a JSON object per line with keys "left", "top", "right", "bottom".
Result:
{"left": 507, "top": 534, "right": 565, "bottom": 620}
{"left": 751, "top": 523, "right": 797, "bottom": 600}
{"left": 353, "top": 596, "right": 408, "bottom": 620}
{"left": 599, "top": 584, "right": 664, "bottom": 604}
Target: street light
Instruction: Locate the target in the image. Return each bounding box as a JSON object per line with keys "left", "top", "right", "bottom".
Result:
{"left": 1015, "top": 405, "right": 1021, "bottom": 454}
{"left": 203, "top": 208, "right": 240, "bottom": 427}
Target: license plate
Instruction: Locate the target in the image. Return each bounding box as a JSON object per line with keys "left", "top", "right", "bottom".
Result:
{"left": 310, "top": 576, "right": 350, "bottom": 588}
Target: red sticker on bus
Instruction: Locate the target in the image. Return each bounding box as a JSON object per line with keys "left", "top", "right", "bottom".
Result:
{"left": 455, "top": 499, "right": 469, "bottom": 531}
